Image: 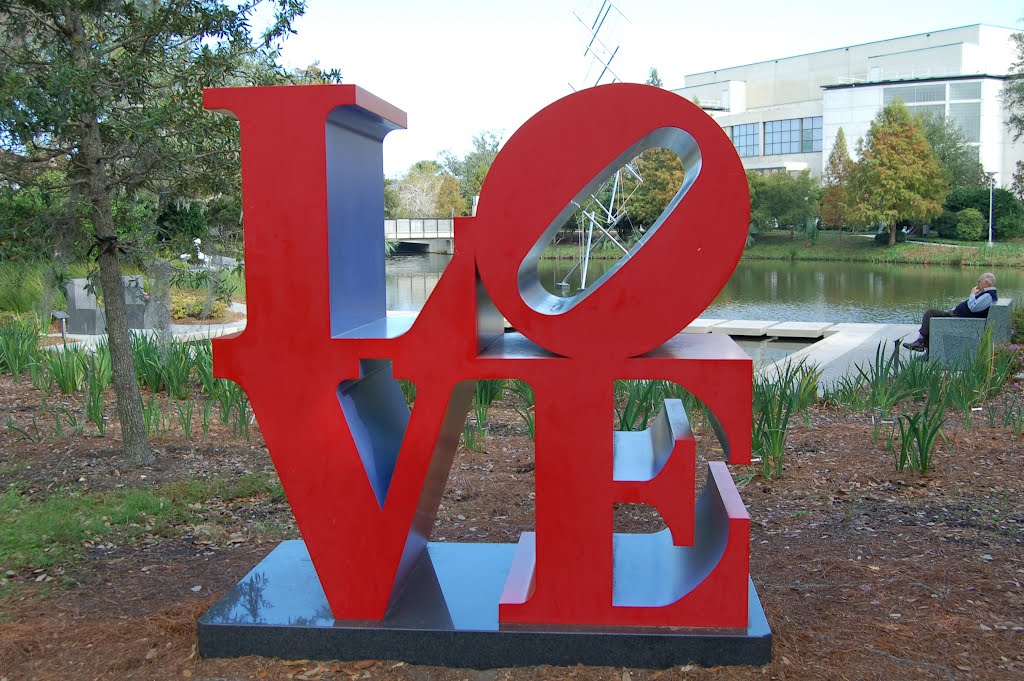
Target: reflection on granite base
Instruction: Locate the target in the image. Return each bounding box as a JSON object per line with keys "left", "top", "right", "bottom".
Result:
{"left": 199, "top": 540, "right": 772, "bottom": 668}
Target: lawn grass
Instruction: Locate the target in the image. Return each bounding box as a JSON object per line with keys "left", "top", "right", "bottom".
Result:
{"left": 0, "top": 472, "right": 283, "bottom": 576}
{"left": 539, "top": 230, "right": 1024, "bottom": 267}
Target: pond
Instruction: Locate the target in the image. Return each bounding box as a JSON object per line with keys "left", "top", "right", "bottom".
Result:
{"left": 387, "top": 254, "right": 1023, "bottom": 325}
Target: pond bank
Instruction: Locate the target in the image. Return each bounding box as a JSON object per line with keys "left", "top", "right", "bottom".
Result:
{"left": 540, "top": 232, "right": 1024, "bottom": 268}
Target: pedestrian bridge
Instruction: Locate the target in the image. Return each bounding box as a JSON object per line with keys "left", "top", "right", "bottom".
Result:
{"left": 384, "top": 219, "right": 454, "bottom": 254}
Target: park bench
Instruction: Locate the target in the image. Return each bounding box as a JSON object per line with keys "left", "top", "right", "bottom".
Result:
{"left": 929, "top": 297, "right": 1014, "bottom": 367}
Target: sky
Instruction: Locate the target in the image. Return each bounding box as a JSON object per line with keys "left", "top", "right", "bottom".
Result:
{"left": 264, "top": 0, "right": 1024, "bottom": 178}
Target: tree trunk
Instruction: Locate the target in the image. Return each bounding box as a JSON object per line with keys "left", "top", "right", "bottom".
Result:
{"left": 888, "top": 226, "right": 897, "bottom": 246}
{"left": 80, "top": 118, "right": 155, "bottom": 467}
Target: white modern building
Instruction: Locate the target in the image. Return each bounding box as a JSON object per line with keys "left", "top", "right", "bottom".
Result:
{"left": 672, "top": 25, "right": 1022, "bottom": 186}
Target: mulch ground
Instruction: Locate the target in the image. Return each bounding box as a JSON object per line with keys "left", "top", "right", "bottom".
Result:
{"left": 0, "top": 373, "right": 1022, "bottom": 681}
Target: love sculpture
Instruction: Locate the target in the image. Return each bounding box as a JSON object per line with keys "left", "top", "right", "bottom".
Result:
{"left": 198, "top": 83, "right": 771, "bottom": 667}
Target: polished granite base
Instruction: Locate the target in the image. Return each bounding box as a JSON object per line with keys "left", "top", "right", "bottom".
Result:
{"left": 199, "top": 540, "right": 772, "bottom": 668}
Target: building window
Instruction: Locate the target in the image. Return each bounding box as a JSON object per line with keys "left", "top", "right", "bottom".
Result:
{"left": 949, "top": 102, "right": 981, "bottom": 143}
{"left": 883, "top": 83, "right": 945, "bottom": 105}
{"left": 731, "top": 123, "right": 760, "bottom": 157}
{"left": 949, "top": 81, "right": 982, "bottom": 101}
{"left": 801, "top": 117, "right": 822, "bottom": 152}
{"left": 765, "top": 117, "right": 821, "bottom": 155}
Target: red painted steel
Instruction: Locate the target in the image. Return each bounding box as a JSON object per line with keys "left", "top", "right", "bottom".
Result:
{"left": 204, "top": 83, "right": 754, "bottom": 629}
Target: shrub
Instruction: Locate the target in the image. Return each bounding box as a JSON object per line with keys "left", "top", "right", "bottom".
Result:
{"left": 170, "top": 289, "right": 227, "bottom": 319}
{"left": 954, "top": 208, "right": 984, "bottom": 241}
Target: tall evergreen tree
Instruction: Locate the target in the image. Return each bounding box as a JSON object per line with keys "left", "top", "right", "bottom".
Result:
{"left": 0, "top": 0, "right": 306, "bottom": 466}
{"left": 917, "top": 114, "right": 985, "bottom": 189}
{"left": 849, "top": 102, "right": 947, "bottom": 246}
{"left": 819, "top": 128, "right": 854, "bottom": 236}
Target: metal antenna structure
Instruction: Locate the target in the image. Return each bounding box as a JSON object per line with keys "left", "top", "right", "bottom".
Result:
{"left": 557, "top": 0, "right": 643, "bottom": 294}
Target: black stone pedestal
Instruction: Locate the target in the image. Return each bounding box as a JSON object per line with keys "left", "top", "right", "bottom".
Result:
{"left": 199, "top": 540, "right": 772, "bottom": 668}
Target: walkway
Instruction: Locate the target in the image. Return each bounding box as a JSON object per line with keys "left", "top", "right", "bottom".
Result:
{"left": 48, "top": 305, "right": 920, "bottom": 389}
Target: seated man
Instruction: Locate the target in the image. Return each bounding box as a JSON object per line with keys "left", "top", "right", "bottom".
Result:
{"left": 903, "top": 272, "right": 998, "bottom": 352}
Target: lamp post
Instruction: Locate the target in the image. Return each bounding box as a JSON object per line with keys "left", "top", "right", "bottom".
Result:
{"left": 985, "top": 171, "right": 996, "bottom": 247}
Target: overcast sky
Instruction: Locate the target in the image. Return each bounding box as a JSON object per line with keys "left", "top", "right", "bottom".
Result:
{"left": 264, "top": 0, "right": 1024, "bottom": 177}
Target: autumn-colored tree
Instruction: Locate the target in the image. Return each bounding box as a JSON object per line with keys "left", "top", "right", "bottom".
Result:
{"left": 849, "top": 102, "right": 947, "bottom": 246}
{"left": 819, "top": 128, "right": 854, "bottom": 237}
{"left": 392, "top": 161, "right": 464, "bottom": 217}
{"left": 627, "top": 148, "right": 684, "bottom": 231}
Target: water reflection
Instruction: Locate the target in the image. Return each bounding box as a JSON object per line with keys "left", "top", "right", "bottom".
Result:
{"left": 386, "top": 254, "right": 1023, "bottom": 324}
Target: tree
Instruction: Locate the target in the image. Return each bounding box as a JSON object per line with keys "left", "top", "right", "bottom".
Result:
{"left": 0, "top": 0, "right": 306, "bottom": 466}
{"left": 747, "top": 170, "right": 820, "bottom": 237}
{"left": 917, "top": 113, "right": 985, "bottom": 189}
{"left": 391, "top": 160, "right": 464, "bottom": 217}
{"left": 848, "top": 102, "right": 947, "bottom": 246}
{"left": 646, "top": 68, "right": 663, "bottom": 87}
{"left": 627, "top": 148, "right": 683, "bottom": 231}
{"left": 440, "top": 130, "right": 501, "bottom": 215}
{"left": 933, "top": 186, "right": 1024, "bottom": 240}
{"left": 819, "top": 128, "right": 854, "bottom": 235}
{"left": 1005, "top": 30, "right": 1024, "bottom": 196}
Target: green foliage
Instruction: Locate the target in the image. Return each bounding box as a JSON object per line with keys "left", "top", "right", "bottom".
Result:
{"left": 889, "top": 404, "right": 945, "bottom": 474}
{"left": 935, "top": 187, "right": 1024, "bottom": 240}
{"left": 506, "top": 379, "right": 536, "bottom": 440}
{"left": 954, "top": 208, "right": 985, "bottom": 241}
{"left": 440, "top": 131, "right": 502, "bottom": 215}
{"left": 473, "top": 379, "right": 505, "bottom": 426}
{"left": 916, "top": 113, "right": 985, "bottom": 189}
{"left": 0, "top": 260, "right": 46, "bottom": 315}
{"left": 855, "top": 343, "right": 910, "bottom": 418}
{"left": 41, "top": 347, "right": 88, "bottom": 394}
{"left": 156, "top": 201, "right": 209, "bottom": 247}
{"left": 170, "top": 290, "right": 227, "bottom": 320}
{"left": 85, "top": 354, "right": 108, "bottom": 436}
{"left": 0, "top": 473, "right": 284, "bottom": 574}
{"left": 629, "top": 149, "right": 685, "bottom": 231}
{"left": 0, "top": 319, "right": 39, "bottom": 381}
{"left": 753, "top": 360, "right": 821, "bottom": 479}
{"left": 849, "top": 101, "right": 947, "bottom": 245}
{"left": 748, "top": 170, "right": 820, "bottom": 236}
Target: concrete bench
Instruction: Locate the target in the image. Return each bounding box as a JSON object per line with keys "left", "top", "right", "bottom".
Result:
{"left": 930, "top": 298, "right": 1014, "bottom": 367}
{"left": 65, "top": 276, "right": 150, "bottom": 335}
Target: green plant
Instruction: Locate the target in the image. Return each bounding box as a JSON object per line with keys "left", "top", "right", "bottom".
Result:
{"left": 201, "top": 399, "right": 213, "bottom": 436}
{"left": 160, "top": 341, "right": 194, "bottom": 400}
{"left": 506, "top": 380, "right": 536, "bottom": 440}
{"left": 0, "top": 319, "right": 39, "bottom": 381}
{"left": 42, "top": 347, "right": 88, "bottom": 394}
{"left": 893, "top": 355, "right": 947, "bottom": 403}
{"left": 472, "top": 379, "right": 504, "bottom": 426}
{"left": 462, "top": 423, "right": 486, "bottom": 452}
{"left": 822, "top": 374, "right": 866, "bottom": 412}
{"left": 614, "top": 380, "right": 663, "bottom": 431}
{"left": 1000, "top": 395, "right": 1024, "bottom": 436}
{"left": 953, "top": 207, "right": 984, "bottom": 241}
{"left": 398, "top": 378, "right": 416, "bottom": 406}
{"left": 6, "top": 414, "right": 41, "bottom": 442}
{"left": 856, "top": 342, "right": 909, "bottom": 418}
{"left": 132, "top": 333, "right": 165, "bottom": 393}
{"left": 889, "top": 403, "right": 945, "bottom": 474}
{"left": 85, "top": 359, "right": 106, "bottom": 436}
{"left": 176, "top": 399, "right": 195, "bottom": 438}
{"left": 194, "top": 340, "right": 216, "bottom": 395}
{"left": 143, "top": 396, "right": 163, "bottom": 436}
